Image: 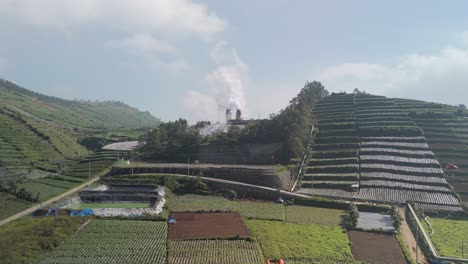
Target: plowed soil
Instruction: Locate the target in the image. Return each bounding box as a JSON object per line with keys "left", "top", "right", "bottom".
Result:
{"left": 168, "top": 212, "right": 251, "bottom": 240}
{"left": 348, "top": 231, "right": 407, "bottom": 264}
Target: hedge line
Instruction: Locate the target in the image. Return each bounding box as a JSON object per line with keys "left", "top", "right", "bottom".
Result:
{"left": 307, "top": 165, "right": 359, "bottom": 174}
{"left": 311, "top": 150, "right": 358, "bottom": 159}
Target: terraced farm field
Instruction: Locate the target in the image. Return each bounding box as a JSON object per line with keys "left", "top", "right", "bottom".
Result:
{"left": 348, "top": 231, "right": 407, "bottom": 264}
{"left": 247, "top": 220, "right": 354, "bottom": 263}
{"left": 300, "top": 93, "right": 463, "bottom": 212}
{"left": 168, "top": 240, "right": 263, "bottom": 264}
{"left": 40, "top": 220, "right": 167, "bottom": 264}
{"left": 171, "top": 194, "right": 285, "bottom": 221}
{"left": 0, "top": 192, "right": 34, "bottom": 220}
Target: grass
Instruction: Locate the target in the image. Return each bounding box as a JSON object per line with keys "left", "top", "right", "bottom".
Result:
{"left": 40, "top": 219, "right": 167, "bottom": 264}
{"left": 70, "top": 202, "right": 151, "bottom": 209}
{"left": 246, "top": 220, "right": 353, "bottom": 262}
{"left": 285, "top": 205, "right": 345, "bottom": 226}
{"left": 0, "top": 192, "right": 35, "bottom": 220}
{"left": 0, "top": 216, "right": 89, "bottom": 263}
{"left": 426, "top": 217, "right": 468, "bottom": 258}
{"left": 171, "top": 194, "right": 285, "bottom": 221}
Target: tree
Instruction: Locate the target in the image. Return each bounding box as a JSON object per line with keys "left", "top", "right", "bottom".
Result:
{"left": 346, "top": 203, "right": 359, "bottom": 229}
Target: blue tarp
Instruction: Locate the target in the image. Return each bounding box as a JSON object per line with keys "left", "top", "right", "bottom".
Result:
{"left": 70, "top": 208, "right": 94, "bottom": 217}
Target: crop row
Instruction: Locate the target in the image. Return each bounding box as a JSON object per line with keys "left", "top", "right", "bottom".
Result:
{"left": 361, "top": 163, "right": 443, "bottom": 175}
{"left": 360, "top": 172, "right": 446, "bottom": 184}
{"left": 360, "top": 180, "right": 452, "bottom": 193}
{"left": 360, "top": 155, "right": 440, "bottom": 166}
{"left": 413, "top": 202, "right": 464, "bottom": 212}
{"left": 358, "top": 188, "right": 460, "bottom": 205}
{"left": 360, "top": 147, "right": 434, "bottom": 157}
{"left": 361, "top": 136, "right": 426, "bottom": 142}
{"left": 361, "top": 141, "right": 429, "bottom": 149}
{"left": 298, "top": 188, "right": 357, "bottom": 198}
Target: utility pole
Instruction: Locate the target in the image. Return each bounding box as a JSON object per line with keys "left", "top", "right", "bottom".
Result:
{"left": 88, "top": 161, "right": 91, "bottom": 179}
{"left": 463, "top": 239, "right": 464, "bottom": 259}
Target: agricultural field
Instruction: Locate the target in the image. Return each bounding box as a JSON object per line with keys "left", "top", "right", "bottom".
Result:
{"left": 356, "top": 212, "right": 395, "bottom": 232}
{"left": 246, "top": 220, "right": 354, "bottom": 263}
{"left": 285, "top": 205, "right": 344, "bottom": 226}
{"left": 0, "top": 192, "right": 34, "bottom": 220}
{"left": 347, "top": 231, "right": 407, "bottom": 264}
{"left": 0, "top": 217, "right": 89, "bottom": 263}
{"left": 168, "top": 239, "right": 263, "bottom": 264}
{"left": 168, "top": 212, "right": 251, "bottom": 240}
{"left": 171, "top": 194, "right": 285, "bottom": 221}
{"left": 426, "top": 217, "right": 468, "bottom": 258}
{"left": 70, "top": 202, "right": 151, "bottom": 209}
{"left": 300, "top": 93, "right": 359, "bottom": 197}
{"left": 40, "top": 219, "right": 167, "bottom": 264}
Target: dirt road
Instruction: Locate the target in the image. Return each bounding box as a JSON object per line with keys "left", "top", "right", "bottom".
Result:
{"left": 399, "top": 208, "right": 428, "bottom": 264}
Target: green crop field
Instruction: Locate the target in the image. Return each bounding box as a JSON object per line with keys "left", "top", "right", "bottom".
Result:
{"left": 0, "top": 192, "right": 34, "bottom": 220}
{"left": 246, "top": 220, "right": 353, "bottom": 262}
{"left": 70, "top": 202, "right": 151, "bottom": 209}
{"left": 171, "top": 194, "right": 285, "bottom": 221}
{"left": 426, "top": 217, "right": 468, "bottom": 258}
{"left": 168, "top": 239, "right": 263, "bottom": 264}
{"left": 40, "top": 220, "right": 167, "bottom": 264}
{"left": 285, "top": 205, "right": 345, "bottom": 226}
{"left": 0, "top": 217, "right": 89, "bottom": 263}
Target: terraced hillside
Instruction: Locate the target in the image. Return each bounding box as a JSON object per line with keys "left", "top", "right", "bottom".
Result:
{"left": 301, "top": 93, "right": 359, "bottom": 197}
{"left": 394, "top": 98, "right": 468, "bottom": 209}
{"left": 299, "top": 92, "right": 463, "bottom": 211}
{"left": 0, "top": 78, "right": 159, "bottom": 180}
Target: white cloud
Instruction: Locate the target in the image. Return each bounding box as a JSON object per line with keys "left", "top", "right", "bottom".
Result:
{"left": 0, "top": 0, "right": 226, "bottom": 39}
{"left": 0, "top": 56, "right": 7, "bottom": 74}
{"left": 315, "top": 46, "right": 468, "bottom": 105}
{"left": 154, "top": 58, "right": 194, "bottom": 73}
{"left": 462, "top": 31, "right": 468, "bottom": 45}
{"left": 108, "top": 33, "right": 176, "bottom": 54}
{"left": 183, "top": 90, "right": 219, "bottom": 121}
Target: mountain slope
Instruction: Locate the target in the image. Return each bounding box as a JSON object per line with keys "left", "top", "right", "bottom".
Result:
{"left": 0, "top": 78, "right": 160, "bottom": 180}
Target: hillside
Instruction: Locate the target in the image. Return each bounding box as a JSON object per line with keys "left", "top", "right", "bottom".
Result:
{"left": 298, "top": 92, "right": 467, "bottom": 211}
{"left": 0, "top": 78, "right": 160, "bottom": 180}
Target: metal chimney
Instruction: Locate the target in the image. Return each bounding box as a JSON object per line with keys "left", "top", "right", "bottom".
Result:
{"left": 236, "top": 109, "right": 242, "bottom": 120}
{"left": 226, "top": 109, "right": 232, "bottom": 122}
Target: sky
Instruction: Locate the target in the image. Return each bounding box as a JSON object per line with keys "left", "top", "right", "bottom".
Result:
{"left": 1, "top": 1, "right": 468, "bottom": 123}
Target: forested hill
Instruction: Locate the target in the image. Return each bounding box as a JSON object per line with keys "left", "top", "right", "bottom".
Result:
{"left": 0, "top": 78, "right": 160, "bottom": 179}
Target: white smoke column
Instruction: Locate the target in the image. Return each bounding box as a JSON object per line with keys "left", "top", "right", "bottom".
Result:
{"left": 206, "top": 41, "right": 248, "bottom": 115}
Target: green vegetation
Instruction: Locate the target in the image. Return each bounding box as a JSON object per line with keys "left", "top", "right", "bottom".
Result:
{"left": 168, "top": 239, "right": 264, "bottom": 264}
{"left": 0, "top": 192, "right": 34, "bottom": 220}
{"left": 171, "top": 194, "right": 285, "bottom": 221}
{"left": 246, "top": 220, "right": 354, "bottom": 262}
{"left": 70, "top": 202, "right": 151, "bottom": 209}
{"left": 0, "top": 217, "right": 89, "bottom": 263}
{"left": 40, "top": 220, "right": 167, "bottom": 264}
{"left": 345, "top": 203, "right": 359, "bottom": 229}
{"left": 426, "top": 217, "right": 468, "bottom": 258}
{"left": 285, "top": 205, "right": 344, "bottom": 226}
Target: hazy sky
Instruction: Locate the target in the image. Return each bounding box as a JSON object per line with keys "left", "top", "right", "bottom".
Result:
{"left": 1, "top": 1, "right": 468, "bottom": 123}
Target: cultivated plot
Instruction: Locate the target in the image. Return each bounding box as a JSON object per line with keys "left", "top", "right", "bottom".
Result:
{"left": 285, "top": 205, "right": 344, "bottom": 226}
{"left": 347, "top": 231, "right": 406, "bottom": 264}
{"left": 168, "top": 239, "right": 263, "bottom": 264}
{"left": 168, "top": 212, "right": 251, "bottom": 240}
{"left": 40, "top": 220, "right": 167, "bottom": 264}
{"left": 356, "top": 212, "right": 395, "bottom": 232}
{"left": 247, "top": 220, "right": 353, "bottom": 263}
{"left": 426, "top": 217, "right": 468, "bottom": 258}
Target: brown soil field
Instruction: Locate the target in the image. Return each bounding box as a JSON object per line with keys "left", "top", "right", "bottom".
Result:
{"left": 168, "top": 212, "right": 251, "bottom": 240}
{"left": 348, "top": 231, "right": 407, "bottom": 264}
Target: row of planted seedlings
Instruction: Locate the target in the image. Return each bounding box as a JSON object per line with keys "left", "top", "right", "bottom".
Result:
{"left": 298, "top": 93, "right": 360, "bottom": 197}
{"left": 354, "top": 94, "right": 462, "bottom": 211}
